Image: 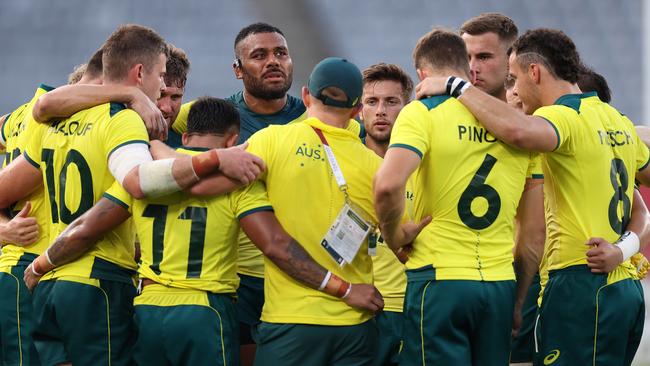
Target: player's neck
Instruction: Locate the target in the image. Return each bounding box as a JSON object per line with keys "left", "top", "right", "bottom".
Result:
{"left": 308, "top": 109, "right": 350, "bottom": 129}
{"left": 366, "top": 137, "right": 388, "bottom": 158}
{"left": 542, "top": 80, "right": 582, "bottom": 106}
{"left": 243, "top": 90, "right": 287, "bottom": 115}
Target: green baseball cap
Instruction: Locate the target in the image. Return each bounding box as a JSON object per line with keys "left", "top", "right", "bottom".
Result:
{"left": 308, "top": 57, "right": 362, "bottom": 108}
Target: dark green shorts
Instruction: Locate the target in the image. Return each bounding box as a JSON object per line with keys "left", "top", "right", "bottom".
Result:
{"left": 0, "top": 260, "right": 41, "bottom": 366}
{"left": 534, "top": 265, "right": 644, "bottom": 366}
{"left": 236, "top": 273, "right": 264, "bottom": 344}
{"left": 373, "top": 311, "right": 403, "bottom": 366}
{"left": 32, "top": 278, "right": 136, "bottom": 366}
{"left": 254, "top": 320, "right": 378, "bottom": 366}
{"left": 510, "top": 273, "right": 541, "bottom": 363}
{"left": 134, "top": 292, "right": 239, "bottom": 366}
{"left": 401, "top": 266, "right": 516, "bottom": 366}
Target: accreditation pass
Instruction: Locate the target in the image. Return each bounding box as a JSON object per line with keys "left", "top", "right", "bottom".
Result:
{"left": 321, "top": 203, "right": 372, "bottom": 266}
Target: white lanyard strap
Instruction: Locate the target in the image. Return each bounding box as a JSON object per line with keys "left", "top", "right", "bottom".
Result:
{"left": 312, "top": 127, "right": 348, "bottom": 194}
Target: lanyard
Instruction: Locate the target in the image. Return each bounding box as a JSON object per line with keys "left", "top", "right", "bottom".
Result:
{"left": 311, "top": 127, "right": 349, "bottom": 198}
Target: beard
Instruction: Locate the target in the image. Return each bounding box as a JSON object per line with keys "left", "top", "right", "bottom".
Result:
{"left": 366, "top": 126, "right": 392, "bottom": 144}
{"left": 242, "top": 68, "right": 293, "bottom": 100}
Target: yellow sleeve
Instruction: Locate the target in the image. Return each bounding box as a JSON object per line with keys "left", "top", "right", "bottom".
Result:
{"left": 171, "top": 100, "right": 195, "bottom": 135}
{"left": 232, "top": 180, "right": 273, "bottom": 219}
{"left": 389, "top": 100, "right": 431, "bottom": 159}
{"left": 103, "top": 108, "right": 150, "bottom": 161}
{"left": 22, "top": 120, "right": 48, "bottom": 169}
{"left": 527, "top": 153, "right": 544, "bottom": 179}
{"left": 625, "top": 116, "right": 650, "bottom": 171}
{"left": 533, "top": 105, "right": 575, "bottom": 153}
{"left": 245, "top": 126, "right": 275, "bottom": 180}
{"left": 0, "top": 110, "right": 15, "bottom": 147}
{"left": 102, "top": 180, "right": 133, "bottom": 214}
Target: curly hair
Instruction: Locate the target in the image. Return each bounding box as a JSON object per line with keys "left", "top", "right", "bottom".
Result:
{"left": 510, "top": 28, "right": 581, "bottom": 83}
{"left": 165, "top": 44, "right": 190, "bottom": 89}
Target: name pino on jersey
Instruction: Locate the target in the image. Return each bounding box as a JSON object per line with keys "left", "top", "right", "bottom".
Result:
{"left": 458, "top": 125, "right": 497, "bottom": 143}
{"left": 49, "top": 120, "right": 93, "bottom": 137}
{"left": 597, "top": 129, "right": 633, "bottom": 147}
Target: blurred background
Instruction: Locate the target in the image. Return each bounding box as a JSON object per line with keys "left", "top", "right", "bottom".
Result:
{"left": 1, "top": 0, "right": 650, "bottom": 363}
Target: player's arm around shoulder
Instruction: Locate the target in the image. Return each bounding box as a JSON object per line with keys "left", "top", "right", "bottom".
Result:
{"left": 416, "top": 76, "right": 558, "bottom": 152}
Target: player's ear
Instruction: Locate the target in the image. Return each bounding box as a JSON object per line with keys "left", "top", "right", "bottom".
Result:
{"left": 181, "top": 132, "right": 189, "bottom": 146}
{"left": 233, "top": 58, "right": 243, "bottom": 79}
{"left": 129, "top": 63, "right": 145, "bottom": 85}
{"left": 225, "top": 131, "right": 239, "bottom": 148}
{"left": 529, "top": 64, "right": 541, "bottom": 84}
{"left": 416, "top": 68, "right": 425, "bottom": 81}
{"left": 301, "top": 87, "right": 311, "bottom": 108}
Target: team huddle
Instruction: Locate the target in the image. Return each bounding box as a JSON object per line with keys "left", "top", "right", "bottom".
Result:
{"left": 0, "top": 11, "right": 648, "bottom": 366}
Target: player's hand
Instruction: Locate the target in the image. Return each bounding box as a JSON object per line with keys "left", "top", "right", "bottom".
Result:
{"left": 23, "top": 263, "right": 43, "bottom": 291}
{"left": 0, "top": 202, "right": 39, "bottom": 247}
{"left": 128, "top": 90, "right": 167, "bottom": 141}
{"left": 586, "top": 237, "right": 623, "bottom": 273}
{"left": 396, "top": 244, "right": 413, "bottom": 264}
{"left": 343, "top": 284, "right": 384, "bottom": 314}
{"left": 217, "top": 142, "right": 266, "bottom": 185}
{"left": 401, "top": 216, "right": 432, "bottom": 244}
{"left": 415, "top": 76, "right": 449, "bottom": 99}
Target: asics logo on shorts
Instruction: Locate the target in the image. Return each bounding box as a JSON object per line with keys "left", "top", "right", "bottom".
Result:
{"left": 543, "top": 349, "right": 560, "bottom": 365}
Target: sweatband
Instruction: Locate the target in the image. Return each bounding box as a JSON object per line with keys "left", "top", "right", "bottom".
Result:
{"left": 318, "top": 271, "right": 332, "bottom": 290}
{"left": 616, "top": 231, "right": 640, "bottom": 261}
{"left": 445, "top": 76, "right": 470, "bottom": 98}
{"left": 138, "top": 159, "right": 182, "bottom": 197}
{"left": 191, "top": 149, "right": 220, "bottom": 177}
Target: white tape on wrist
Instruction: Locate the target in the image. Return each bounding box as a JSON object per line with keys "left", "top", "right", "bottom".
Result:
{"left": 139, "top": 159, "right": 182, "bottom": 197}
{"left": 616, "top": 231, "right": 640, "bottom": 261}
{"left": 318, "top": 271, "right": 332, "bottom": 290}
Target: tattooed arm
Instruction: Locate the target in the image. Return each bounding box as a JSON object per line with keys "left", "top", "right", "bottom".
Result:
{"left": 239, "top": 210, "right": 384, "bottom": 312}
{"left": 24, "top": 198, "right": 130, "bottom": 290}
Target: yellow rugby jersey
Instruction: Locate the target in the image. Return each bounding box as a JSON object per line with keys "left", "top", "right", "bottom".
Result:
{"left": 390, "top": 95, "right": 535, "bottom": 281}
{"left": 247, "top": 117, "right": 380, "bottom": 326}
{"left": 23, "top": 102, "right": 148, "bottom": 283}
{"left": 0, "top": 84, "right": 54, "bottom": 270}
{"left": 170, "top": 100, "right": 195, "bottom": 135}
{"left": 110, "top": 147, "right": 272, "bottom": 294}
{"left": 534, "top": 92, "right": 649, "bottom": 280}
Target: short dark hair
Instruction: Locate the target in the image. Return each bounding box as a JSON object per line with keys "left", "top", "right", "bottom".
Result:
{"left": 102, "top": 24, "right": 168, "bottom": 81}
{"left": 578, "top": 65, "right": 611, "bottom": 103}
{"left": 234, "top": 22, "right": 285, "bottom": 58}
{"left": 362, "top": 63, "right": 414, "bottom": 102}
{"left": 85, "top": 48, "right": 104, "bottom": 79}
{"left": 165, "top": 44, "right": 190, "bottom": 89}
{"left": 460, "top": 13, "right": 518, "bottom": 46}
{"left": 187, "top": 97, "right": 240, "bottom": 135}
{"left": 413, "top": 28, "right": 470, "bottom": 76}
{"left": 511, "top": 28, "right": 581, "bottom": 84}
